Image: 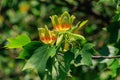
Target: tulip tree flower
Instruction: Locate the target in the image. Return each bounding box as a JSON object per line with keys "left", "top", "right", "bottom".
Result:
{"left": 50, "top": 11, "right": 75, "bottom": 32}
{"left": 38, "top": 25, "right": 57, "bottom": 45}
{"left": 5, "top": 11, "right": 89, "bottom": 80}
{"left": 38, "top": 12, "right": 86, "bottom": 50}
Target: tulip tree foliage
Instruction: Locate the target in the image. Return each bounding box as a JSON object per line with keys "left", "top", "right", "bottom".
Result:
{"left": 5, "top": 11, "right": 120, "bottom": 80}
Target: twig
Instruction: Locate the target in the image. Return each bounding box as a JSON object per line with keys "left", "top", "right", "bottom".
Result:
{"left": 58, "top": 53, "right": 120, "bottom": 59}
{"left": 92, "top": 55, "right": 120, "bottom": 59}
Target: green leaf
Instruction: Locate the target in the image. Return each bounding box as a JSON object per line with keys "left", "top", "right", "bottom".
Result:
{"left": 74, "top": 55, "right": 82, "bottom": 67}
{"left": 64, "top": 51, "right": 74, "bottom": 70}
{"left": 23, "top": 45, "right": 56, "bottom": 79}
{"left": 49, "top": 46, "right": 56, "bottom": 58}
{"left": 5, "top": 34, "right": 31, "bottom": 48}
{"left": 82, "top": 43, "right": 95, "bottom": 50}
{"left": 117, "top": 29, "right": 120, "bottom": 42}
{"left": 98, "top": 0, "right": 106, "bottom": 3}
{"left": 70, "top": 20, "right": 87, "bottom": 33}
{"left": 101, "top": 45, "right": 119, "bottom": 65}
{"left": 109, "top": 59, "right": 119, "bottom": 77}
{"left": 81, "top": 49, "right": 92, "bottom": 66}
{"left": 73, "top": 43, "right": 94, "bottom": 66}
{"left": 113, "top": 14, "right": 120, "bottom": 21}
{"left": 18, "top": 49, "right": 29, "bottom": 59}
{"left": 63, "top": 51, "right": 74, "bottom": 78}
{"left": 67, "top": 32, "right": 86, "bottom": 42}
{"left": 79, "top": 20, "right": 88, "bottom": 29}
{"left": 107, "top": 21, "right": 120, "bottom": 43}
{"left": 17, "top": 41, "right": 43, "bottom": 59}
{"left": 56, "top": 34, "right": 64, "bottom": 46}
{"left": 80, "top": 43, "right": 93, "bottom": 66}
{"left": 58, "top": 62, "right": 67, "bottom": 80}
{"left": 71, "top": 48, "right": 80, "bottom": 58}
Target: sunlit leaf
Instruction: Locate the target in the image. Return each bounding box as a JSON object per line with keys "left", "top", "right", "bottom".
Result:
{"left": 79, "top": 20, "right": 88, "bottom": 29}
{"left": 109, "top": 59, "right": 119, "bottom": 77}
{"left": 5, "top": 34, "right": 31, "bottom": 48}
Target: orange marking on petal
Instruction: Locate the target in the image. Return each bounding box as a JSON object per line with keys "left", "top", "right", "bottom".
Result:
{"left": 62, "top": 24, "right": 71, "bottom": 28}
{"left": 54, "top": 25, "right": 61, "bottom": 31}
{"left": 46, "top": 37, "right": 51, "bottom": 41}
{"left": 52, "top": 36, "right": 57, "bottom": 40}
{"left": 41, "top": 37, "right": 46, "bottom": 41}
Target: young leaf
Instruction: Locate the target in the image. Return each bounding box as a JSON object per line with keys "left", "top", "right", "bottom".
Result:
{"left": 5, "top": 34, "right": 31, "bottom": 48}
{"left": 70, "top": 20, "right": 87, "bottom": 33}
{"left": 79, "top": 20, "right": 88, "bottom": 29}
{"left": 23, "top": 45, "right": 56, "bottom": 79}
{"left": 67, "top": 32, "right": 86, "bottom": 41}
{"left": 56, "top": 34, "right": 64, "bottom": 46}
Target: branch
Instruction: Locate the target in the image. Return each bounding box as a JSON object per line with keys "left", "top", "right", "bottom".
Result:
{"left": 58, "top": 53, "right": 120, "bottom": 59}
{"left": 92, "top": 55, "right": 120, "bottom": 59}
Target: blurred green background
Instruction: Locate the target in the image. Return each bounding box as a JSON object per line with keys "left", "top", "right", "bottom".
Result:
{"left": 0, "top": 0, "right": 120, "bottom": 80}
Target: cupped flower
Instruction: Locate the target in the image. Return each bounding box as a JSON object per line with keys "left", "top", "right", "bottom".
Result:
{"left": 50, "top": 11, "right": 75, "bottom": 32}
{"left": 38, "top": 25, "right": 57, "bottom": 45}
